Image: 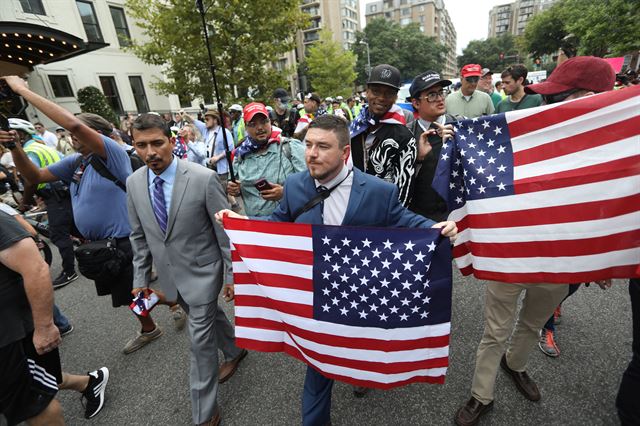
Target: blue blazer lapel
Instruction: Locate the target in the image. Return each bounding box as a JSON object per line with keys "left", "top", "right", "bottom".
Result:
{"left": 296, "top": 174, "right": 323, "bottom": 224}
{"left": 342, "top": 169, "right": 366, "bottom": 225}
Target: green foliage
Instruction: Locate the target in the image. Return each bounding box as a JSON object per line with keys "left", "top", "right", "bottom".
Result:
{"left": 305, "top": 31, "right": 357, "bottom": 97}
{"left": 351, "top": 18, "right": 448, "bottom": 85}
{"left": 521, "top": 0, "right": 639, "bottom": 58}
{"left": 76, "top": 86, "right": 119, "bottom": 125}
{"left": 457, "top": 34, "right": 522, "bottom": 72}
{"left": 125, "top": 0, "right": 308, "bottom": 103}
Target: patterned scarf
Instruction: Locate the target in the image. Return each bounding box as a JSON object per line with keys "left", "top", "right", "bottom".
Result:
{"left": 233, "top": 126, "right": 283, "bottom": 160}
{"left": 349, "top": 104, "right": 406, "bottom": 138}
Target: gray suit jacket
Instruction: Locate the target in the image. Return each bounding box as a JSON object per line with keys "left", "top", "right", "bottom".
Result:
{"left": 127, "top": 159, "right": 232, "bottom": 306}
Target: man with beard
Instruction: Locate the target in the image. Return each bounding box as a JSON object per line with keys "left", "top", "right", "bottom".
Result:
{"left": 227, "top": 103, "right": 305, "bottom": 217}
{"left": 495, "top": 64, "right": 542, "bottom": 113}
{"left": 349, "top": 64, "right": 417, "bottom": 206}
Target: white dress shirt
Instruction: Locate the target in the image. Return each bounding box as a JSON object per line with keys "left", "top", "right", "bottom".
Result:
{"left": 314, "top": 165, "right": 352, "bottom": 226}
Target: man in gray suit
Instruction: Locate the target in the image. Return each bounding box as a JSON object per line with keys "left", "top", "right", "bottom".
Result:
{"left": 127, "top": 114, "right": 246, "bottom": 426}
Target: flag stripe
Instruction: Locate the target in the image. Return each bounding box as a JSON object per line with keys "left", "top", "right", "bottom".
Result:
{"left": 233, "top": 272, "right": 313, "bottom": 291}
{"left": 225, "top": 219, "right": 312, "bottom": 237}
{"left": 235, "top": 283, "right": 313, "bottom": 305}
{"left": 456, "top": 193, "right": 639, "bottom": 230}
{"left": 453, "top": 229, "right": 640, "bottom": 258}
{"left": 514, "top": 117, "right": 639, "bottom": 166}
{"left": 454, "top": 211, "right": 639, "bottom": 244}
{"left": 231, "top": 244, "right": 314, "bottom": 265}
{"left": 458, "top": 264, "right": 640, "bottom": 284}
{"left": 234, "top": 295, "right": 313, "bottom": 317}
{"left": 515, "top": 156, "right": 640, "bottom": 195}
{"left": 226, "top": 229, "right": 312, "bottom": 251}
{"left": 449, "top": 175, "right": 638, "bottom": 218}
{"left": 514, "top": 136, "right": 638, "bottom": 181}
{"left": 235, "top": 316, "right": 450, "bottom": 351}
{"left": 232, "top": 259, "right": 313, "bottom": 279}
{"left": 507, "top": 87, "right": 640, "bottom": 139}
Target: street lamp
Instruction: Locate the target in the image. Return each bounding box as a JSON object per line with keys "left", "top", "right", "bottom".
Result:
{"left": 359, "top": 40, "right": 371, "bottom": 76}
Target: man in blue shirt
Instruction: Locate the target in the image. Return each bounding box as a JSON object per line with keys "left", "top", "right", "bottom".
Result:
{"left": 0, "top": 75, "right": 166, "bottom": 355}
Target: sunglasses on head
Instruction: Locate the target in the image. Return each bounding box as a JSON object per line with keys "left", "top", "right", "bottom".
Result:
{"left": 464, "top": 76, "right": 479, "bottom": 83}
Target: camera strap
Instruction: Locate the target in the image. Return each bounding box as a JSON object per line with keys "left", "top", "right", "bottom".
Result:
{"left": 291, "top": 170, "right": 351, "bottom": 221}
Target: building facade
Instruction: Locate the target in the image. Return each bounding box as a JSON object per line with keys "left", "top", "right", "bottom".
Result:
{"left": 0, "top": 0, "right": 180, "bottom": 130}
{"left": 364, "top": 0, "right": 457, "bottom": 78}
{"left": 488, "top": 0, "right": 557, "bottom": 38}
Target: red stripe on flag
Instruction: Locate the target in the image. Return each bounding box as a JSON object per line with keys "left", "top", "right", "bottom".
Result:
{"left": 234, "top": 272, "right": 313, "bottom": 291}
{"left": 237, "top": 317, "right": 450, "bottom": 351}
{"left": 234, "top": 295, "right": 313, "bottom": 318}
{"left": 456, "top": 194, "right": 640, "bottom": 231}
{"left": 508, "top": 86, "right": 640, "bottom": 139}
{"left": 513, "top": 116, "right": 640, "bottom": 166}
{"left": 453, "top": 230, "right": 640, "bottom": 259}
{"left": 456, "top": 264, "right": 640, "bottom": 284}
{"left": 235, "top": 316, "right": 284, "bottom": 332}
{"left": 233, "top": 243, "right": 314, "bottom": 265}
{"left": 288, "top": 336, "right": 449, "bottom": 374}
{"left": 515, "top": 156, "right": 640, "bottom": 195}
{"left": 224, "top": 217, "right": 313, "bottom": 237}
{"left": 236, "top": 338, "right": 284, "bottom": 353}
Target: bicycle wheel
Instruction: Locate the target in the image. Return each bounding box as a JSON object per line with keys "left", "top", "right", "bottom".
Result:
{"left": 36, "top": 238, "right": 53, "bottom": 266}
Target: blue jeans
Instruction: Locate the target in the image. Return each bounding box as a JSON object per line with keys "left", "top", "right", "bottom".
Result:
{"left": 302, "top": 366, "right": 333, "bottom": 426}
{"left": 53, "top": 304, "right": 70, "bottom": 330}
{"left": 543, "top": 284, "right": 581, "bottom": 332}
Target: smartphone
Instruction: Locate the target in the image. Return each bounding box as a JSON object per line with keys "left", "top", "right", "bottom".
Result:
{"left": 254, "top": 178, "right": 273, "bottom": 191}
{"left": 130, "top": 290, "right": 160, "bottom": 317}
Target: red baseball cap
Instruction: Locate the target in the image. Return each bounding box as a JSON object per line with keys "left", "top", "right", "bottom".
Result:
{"left": 525, "top": 56, "right": 615, "bottom": 95}
{"left": 243, "top": 102, "right": 269, "bottom": 122}
{"left": 461, "top": 64, "right": 482, "bottom": 78}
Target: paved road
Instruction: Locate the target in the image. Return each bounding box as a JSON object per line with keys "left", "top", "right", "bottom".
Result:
{"left": 49, "top": 253, "right": 630, "bottom": 426}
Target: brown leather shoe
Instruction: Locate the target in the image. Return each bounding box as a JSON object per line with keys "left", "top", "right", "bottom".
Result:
{"left": 219, "top": 349, "right": 248, "bottom": 383}
{"left": 198, "top": 411, "right": 220, "bottom": 426}
{"left": 352, "top": 385, "right": 370, "bottom": 398}
{"left": 500, "top": 354, "right": 541, "bottom": 401}
{"left": 454, "top": 397, "right": 493, "bottom": 426}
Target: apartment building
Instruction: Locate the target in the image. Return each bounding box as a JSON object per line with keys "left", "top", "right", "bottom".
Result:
{"left": 364, "top": 0, "right": 457, "bottom": 78}
{"left": 488, "top": 0, "right": 557, "bottom": 38}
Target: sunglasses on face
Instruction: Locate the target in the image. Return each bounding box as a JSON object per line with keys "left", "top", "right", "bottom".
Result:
{"left": 542, "top": 88, "right": 581, "bottom": 105}
{"left": 464, "top": 76, "right": 479, "bottom": 84}
{"left": 417, "top": 89, "right": 449, "bottom": 103}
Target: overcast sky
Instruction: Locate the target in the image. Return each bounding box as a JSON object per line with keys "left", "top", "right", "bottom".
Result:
{"left": 360, "top": 0, "right": 511, "bottom": 54}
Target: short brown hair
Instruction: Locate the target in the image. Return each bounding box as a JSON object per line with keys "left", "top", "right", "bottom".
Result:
{"left": 307, "top": 115, "right": 350, "bottom": 149}
{"left": 501, "top": 64, "right": 528, "bottom": 83}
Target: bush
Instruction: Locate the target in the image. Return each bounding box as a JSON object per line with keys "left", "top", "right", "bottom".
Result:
{"left": 76, "top": 86, "right": 119, "bottom": 125}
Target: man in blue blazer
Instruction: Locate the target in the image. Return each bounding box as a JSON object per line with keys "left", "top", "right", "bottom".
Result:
{"left": 218, "top": 115, "right": 457, "bottom": 426}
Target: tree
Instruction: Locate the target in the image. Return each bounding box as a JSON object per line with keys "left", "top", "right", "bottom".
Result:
{"left": 305, "top": 31, "right": 357, "bottom": 97}
{"left": 351, "top": 18, "right": 447, "bottom": 85}
{"left": 76, "top": 86, "right": 119, "bottom": 125}
{"left": 457, "top": 34, "right": 522, "bottom": 71}
{"left": 521, "top": 0, "right": 639, "bottom": 58}
{"left": 125, "top": 0, "right": 308, "bottom": 103}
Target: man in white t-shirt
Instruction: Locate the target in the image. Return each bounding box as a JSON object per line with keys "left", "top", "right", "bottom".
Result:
{"left": 34, "top": 122, "right": 58, "bottom": 149}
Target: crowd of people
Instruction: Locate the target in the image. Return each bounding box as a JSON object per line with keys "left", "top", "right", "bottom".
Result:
{"left": 0, "top": 54, "right": 638, "bottom": 426}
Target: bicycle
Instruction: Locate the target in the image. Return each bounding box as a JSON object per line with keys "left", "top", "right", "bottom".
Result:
{"left": 22, "top": 209, "right": 53, "bottom": 266}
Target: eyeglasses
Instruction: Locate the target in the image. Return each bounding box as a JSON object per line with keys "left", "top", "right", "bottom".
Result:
{"left": 417, "top": 89, "right": 449, "bottom": 103}
{"left": 246, "top": 118, "right": 270, "bottom": 128}
{"left": 542, "top": 88, "right": 581, "bottom": 105}
{"left": 464, "top": 76, "right": 479, "bottom": 84}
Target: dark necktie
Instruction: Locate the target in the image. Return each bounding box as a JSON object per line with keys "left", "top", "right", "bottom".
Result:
{"left": 152, "top": 176, "right": 168, "bottom": 233}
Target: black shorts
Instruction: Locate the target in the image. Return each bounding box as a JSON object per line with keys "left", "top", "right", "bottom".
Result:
{"left": 94, "top": 238, "right": 134, "bottom": 308}
{"left": 0, "top": 335, "right": 62, "bottom": 426}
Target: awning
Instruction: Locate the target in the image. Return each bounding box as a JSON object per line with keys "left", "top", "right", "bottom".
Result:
{"left": 0, "top": 21, "right": 108, "bottom": 69}
{"left": 604, "top": 57, "right": 625, "bottom": 73}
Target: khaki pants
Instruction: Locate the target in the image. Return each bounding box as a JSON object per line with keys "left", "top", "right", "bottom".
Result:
{"left": 471, "top": 282, "right": 569, "bottom": 404}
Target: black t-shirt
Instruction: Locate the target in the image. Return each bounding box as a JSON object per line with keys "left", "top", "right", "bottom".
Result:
{"left": 0, "top": 211, "right": 34, "bottom": 348}
{"left": 270, "top": 108, "right": 300, "bottom": 137}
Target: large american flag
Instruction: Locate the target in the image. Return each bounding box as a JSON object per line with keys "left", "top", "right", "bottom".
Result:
{"left": 433, "top": 86, "right": 640, "bottom": 283}
{"left": 223, "top": 217, "right": 452, "bottom": 389}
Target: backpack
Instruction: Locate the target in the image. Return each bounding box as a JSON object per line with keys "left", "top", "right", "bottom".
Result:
{"left": 73, "top": 150, "right": 143, "bottom": 192}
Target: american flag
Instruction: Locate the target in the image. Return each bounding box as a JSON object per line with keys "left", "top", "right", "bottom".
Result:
{"left": 172, "top": 136, "right": 188, "bottom": 159}
{"left": 349, "top": 103, "right": 406, "bottom": 138}
{"left": 433, "top": 86, "right": 640, "bottom": 283}
{"left": 223, "top": 217, "right": 452, "bottom": 389}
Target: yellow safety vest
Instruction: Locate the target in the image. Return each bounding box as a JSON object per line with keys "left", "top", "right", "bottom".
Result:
{"left": 23, "top": 140, "right": 61, "bottom": 190}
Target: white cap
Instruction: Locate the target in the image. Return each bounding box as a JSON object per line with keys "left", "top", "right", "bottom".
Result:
{"left": 229, "top": 104, "right": 243, "bottom": 112}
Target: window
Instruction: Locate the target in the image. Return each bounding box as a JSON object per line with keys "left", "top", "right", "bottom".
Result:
{"left": 109, "top": 6, "right": 131, "bottom": 47}
{"left": 99, "top": 76, "right": 124, "bottom": 115}
{"left": 370, "top": 5, "right": 377, "bottom": 12}
{"left": 400, "top": 17, "right": 411, "bottom": 25}
{"left": 48, "top": 75, "right": 74, "bottom": 98}
{"left": 402, "top": 8, "right": 411, "bottom": 15}
{"left": 128, "top": 76, "right": 149, "bottom": 113}
{"left": 76, "top": 1, "right": 103, "bottom": 43}
{"left": 20, "top": 0, "right": 45, "bottom": 15}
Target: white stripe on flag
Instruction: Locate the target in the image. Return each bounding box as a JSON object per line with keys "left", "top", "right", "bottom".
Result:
{"left": 235, "top": 306, "right": 451, "bottom": 340}
{"left": 456, "top": 247, "right": 640, "bottom": 272}
{"left": 235, "top": 283, "right": 313, "bottom": 305}
{"left": 233, "top": 258, "right": 313, "bottom": 279}
{"left": 514, "top": 136, "right": 638, "bottom": 180}
{"left": 236, "top": 326, "right": 284, "bottom": 342}
{"left": 225, "top": 229, "right": 312, "bottom": 251}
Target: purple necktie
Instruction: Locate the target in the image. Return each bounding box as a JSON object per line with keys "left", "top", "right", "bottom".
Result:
{"left": 152, "top": 176, "right": 168, "bottom": 233}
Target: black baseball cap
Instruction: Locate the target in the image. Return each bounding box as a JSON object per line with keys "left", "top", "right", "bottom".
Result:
{"left": 406, "top": 71, "right": 452, "bottom": 101}
{"left": 272, "top": 88, "right": 289, "bottom": 101}
{"left": 367, "top": 64, "right": 401, "bottom": 90}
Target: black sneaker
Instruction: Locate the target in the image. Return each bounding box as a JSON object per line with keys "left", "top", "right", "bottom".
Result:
{"left": 59, "top": 324, "right": 74, "bottom": 337}
{"left": 52, "top": 271, "right": 78, "bottom": 289}
{"left": 82, "top": 367, "right": 109, "bottom": 419}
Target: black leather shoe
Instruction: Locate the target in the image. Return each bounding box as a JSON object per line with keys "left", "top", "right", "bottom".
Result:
{"left": 500, "top": 354, "right": 541, "bottom": 401}
{"left": 353, "top": 385, "right": 370, "bottom": 398}
{"left": 454, "top": 397, "right": 494, "bottom": 426}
